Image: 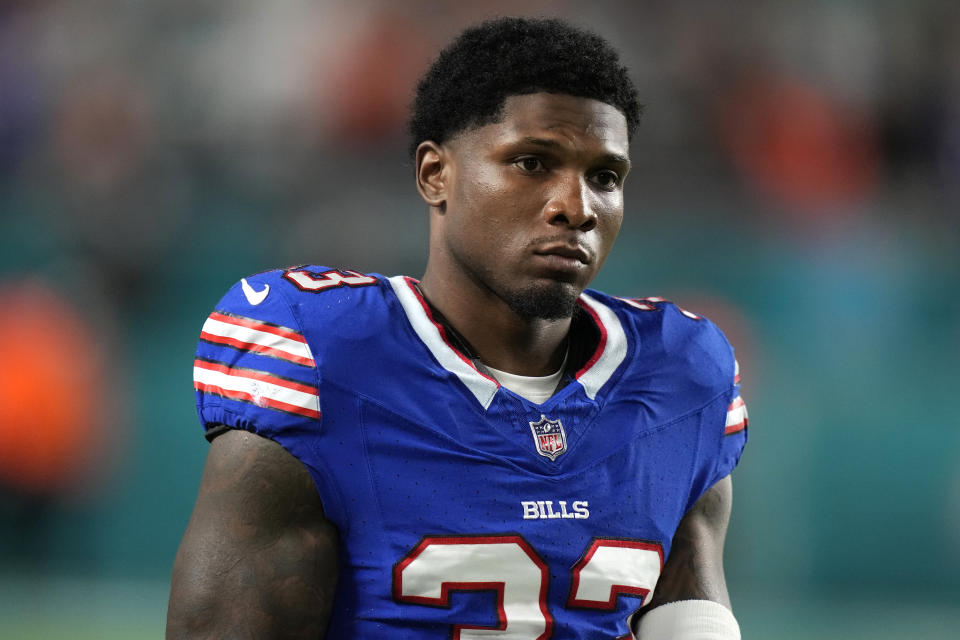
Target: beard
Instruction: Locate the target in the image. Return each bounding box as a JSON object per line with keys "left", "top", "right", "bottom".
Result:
{"left": 500, "top": 280, "right": 581, "bottom": 320}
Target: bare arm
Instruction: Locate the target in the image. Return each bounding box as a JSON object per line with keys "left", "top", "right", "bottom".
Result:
{"left": 640, "top": 474, "right": 734, "bottom": 620}
{"left": 166, "top": 429, "right": 340, "bottom": 639}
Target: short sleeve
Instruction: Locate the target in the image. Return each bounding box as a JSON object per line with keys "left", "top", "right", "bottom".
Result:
{"left": 713, "top": 358, "right": 748, "bottom": 481}
{"left": 193, "top": 274, "right": 321, "bottom": 442}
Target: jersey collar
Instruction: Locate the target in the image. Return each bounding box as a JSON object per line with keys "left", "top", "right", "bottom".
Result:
{"left": 388, "top": 276, "right": 627, "bottom": 410}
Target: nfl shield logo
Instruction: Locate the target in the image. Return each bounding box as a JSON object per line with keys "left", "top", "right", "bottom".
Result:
{"left": 529, "top": 414, "right": 567, "bottom": 461}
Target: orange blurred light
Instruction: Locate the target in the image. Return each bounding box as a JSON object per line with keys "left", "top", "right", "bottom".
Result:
{"left": 718, "top": 75, "right": 880, "bottom": 215}
{"left": 0, "top": 281, "right": 107, "bottom": 495}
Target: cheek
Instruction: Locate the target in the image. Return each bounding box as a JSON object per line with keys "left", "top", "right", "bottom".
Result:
{"left": 457, "top": 174, "right": 531, "bottom": 240}
{"left": 605, "top": 210, "right": 624, "bottom": 237}
{"left": 455, "top": 163, "right": 505, "bottom": 209}
{"left": 593, "top": 206, "right": 623, "bottom": 258}
{"left": 594, "top": 194, "right": 623, "bottom": 232}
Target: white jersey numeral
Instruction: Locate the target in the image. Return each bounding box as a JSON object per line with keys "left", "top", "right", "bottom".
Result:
{"left": 283, "top": 268, "right": 377, "bottom": 292}
{"left": 394, "top": 536, "right": 662, "bottom": 638}
{"left": 395, "top": 535, "right": 552, "bottom": 639}
{"left": 568, "top": 539, "right": 663, "bottom": 607}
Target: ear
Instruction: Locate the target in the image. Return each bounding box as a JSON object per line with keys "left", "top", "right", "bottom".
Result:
{"left": 415, "top": 141, "right": 448, "bottom": 210}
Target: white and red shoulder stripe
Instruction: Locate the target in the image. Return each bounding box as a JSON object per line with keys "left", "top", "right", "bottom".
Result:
{"left": 193, "top": 357, "right": 320, "bottom": 420}
{"left": 200, "top": 311, "right": 315, "bottom": 368}
{"left": 575, "top": 293, "right": 627, "bottom": 400}
{"left": 724, "top": 395, "right": 748, "bottom": 435}
{"left": 389, "top": 276, "right": 500, "bottom": 409}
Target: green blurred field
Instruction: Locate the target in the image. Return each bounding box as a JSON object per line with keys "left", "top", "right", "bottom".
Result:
{"left": 2, "top": 578, "right": 958, "bottom": 639}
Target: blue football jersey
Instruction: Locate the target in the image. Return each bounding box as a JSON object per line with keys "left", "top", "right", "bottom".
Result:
{"left": 193, "top": 266, "right": 748, "bottom": 639}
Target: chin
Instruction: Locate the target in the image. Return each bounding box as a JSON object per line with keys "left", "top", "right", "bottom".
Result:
{"left": 504, "top": 280, "right": 581, "bottom": 320}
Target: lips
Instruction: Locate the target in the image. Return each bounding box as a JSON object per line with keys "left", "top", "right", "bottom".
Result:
{"left": 533, "top": 243, "right": 591, "bottom": 265}
{"left": 529, "top": 243, "right": 593, "bottom": 281}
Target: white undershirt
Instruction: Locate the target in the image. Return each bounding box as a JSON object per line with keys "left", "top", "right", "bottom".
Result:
{"left": 484, "top": 351, "right": 568, "bottom": 404}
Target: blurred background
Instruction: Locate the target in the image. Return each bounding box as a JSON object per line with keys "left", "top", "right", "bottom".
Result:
{"left": 1, "top": 0, "right": 958, "bottom": 637}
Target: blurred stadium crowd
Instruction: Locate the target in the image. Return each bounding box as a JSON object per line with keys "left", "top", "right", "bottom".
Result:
{"left": 1, "top": 0, "right": 958, "bottom": 637}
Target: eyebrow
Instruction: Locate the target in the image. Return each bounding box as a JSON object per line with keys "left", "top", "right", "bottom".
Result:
{"left": 520, "top": 136, "right": 631, "bottom": 169}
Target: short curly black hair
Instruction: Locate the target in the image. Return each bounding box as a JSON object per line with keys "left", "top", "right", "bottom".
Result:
{"left": 409, "top": 17, "right": 642, "bottom": 158}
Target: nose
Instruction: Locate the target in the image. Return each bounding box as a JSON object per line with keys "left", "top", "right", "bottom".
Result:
{"left": 542, "top": 173, "right": 597, "bottom": 231}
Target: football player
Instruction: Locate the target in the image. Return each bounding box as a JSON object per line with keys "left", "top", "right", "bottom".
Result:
{"left": 168, "top": 17, "right": 748, "bottom": 639}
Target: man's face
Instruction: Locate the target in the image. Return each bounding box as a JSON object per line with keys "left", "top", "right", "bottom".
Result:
{"left": 432, "top": 92, "right": 630, "bottom": 319}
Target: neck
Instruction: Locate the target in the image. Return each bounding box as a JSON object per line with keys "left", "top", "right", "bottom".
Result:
{"left": 418, "top": 263, "right": 573, "bottom": 377}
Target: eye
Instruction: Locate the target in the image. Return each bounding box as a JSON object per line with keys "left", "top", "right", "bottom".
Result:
{"left": 591, "top": 169, "right": 621, "bottom": 189}
{"left": 515, "top": 156, "right": 545, "bottom": 173}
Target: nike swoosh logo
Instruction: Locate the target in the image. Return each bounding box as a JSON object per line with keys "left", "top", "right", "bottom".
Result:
{"left": 241, "top": 278, "right": 270, "bottom": 305}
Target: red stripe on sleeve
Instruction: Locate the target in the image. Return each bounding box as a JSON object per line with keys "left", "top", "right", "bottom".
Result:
{"left": 208, "top": 311, "right": 307, "bottom": 344}
{"left": 199, "top": 332, "right": 315, "bottom": 367}
{"left": 194, "top": 381, "right": 321, "bottom": 420}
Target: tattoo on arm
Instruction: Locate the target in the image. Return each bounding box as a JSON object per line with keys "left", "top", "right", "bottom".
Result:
{"left": 167, "top": 430, "right": 340, "bottom": 639}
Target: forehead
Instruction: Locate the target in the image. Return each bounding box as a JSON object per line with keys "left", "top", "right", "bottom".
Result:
{"left": 462, "top": 92, "right": 629, "bottom": 155}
